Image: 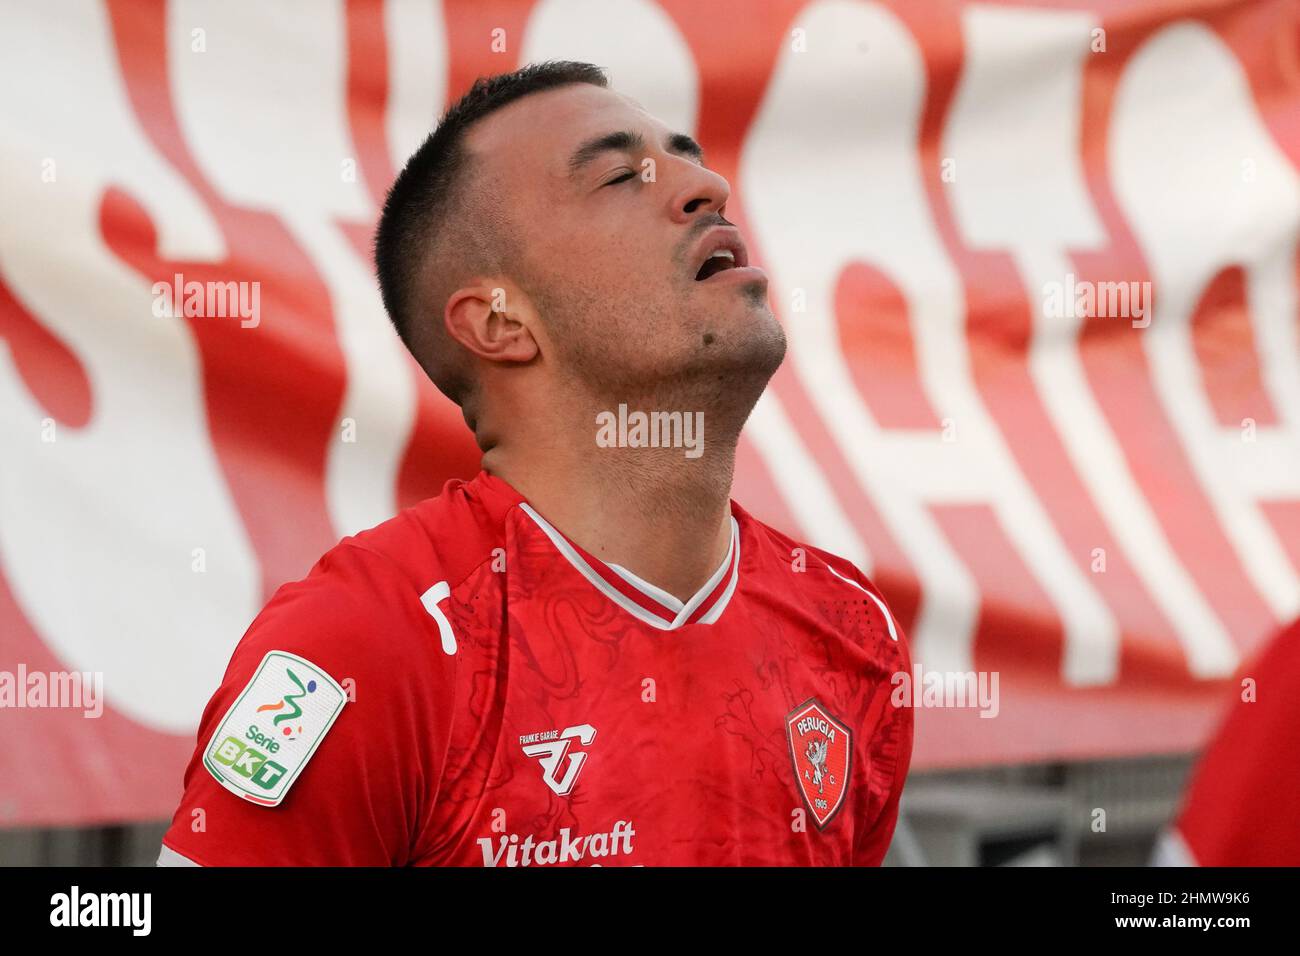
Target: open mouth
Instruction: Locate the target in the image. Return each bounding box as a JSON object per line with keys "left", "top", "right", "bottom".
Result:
{"left": 695, "top": 249, "right": 738, "bottom": 281}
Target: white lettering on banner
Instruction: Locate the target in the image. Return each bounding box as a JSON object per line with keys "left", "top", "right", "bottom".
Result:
{"left": 1111, "top": 22, "right": 1300, "bottom": 627}
{"left": 984, "top": 12, "right": 1236, "bottom": 680}
{"left": 948, "top": 6, "right": 1127, "bottom": 684}
{"left": 744, "top": 1, "right": 1298, "bottom": 683}
{"left": 0, "top": 0, "right": 258, "bottom": 733}
{"left": 168, "top": 0, "right": 415, "bottom": 539}
{"left": 384, "top": 0, "right": 447, "bottom": 168}
{"left": 744, "top": 1, "right": 981, "bottom": 673}
{"left": 521, "top": 0, "right": 700, "bottom": 134}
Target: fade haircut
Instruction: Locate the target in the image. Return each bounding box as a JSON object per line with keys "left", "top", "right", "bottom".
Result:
{"left": 373, "top": 60, "right": 609, "bottom": 409}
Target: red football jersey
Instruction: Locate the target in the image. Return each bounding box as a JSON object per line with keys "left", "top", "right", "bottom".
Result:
{"left": 1154, "top": 617, "right": 1300, "bottom": 867}
{"left": 160, "top": 470, "right": 913, "bottom": 866}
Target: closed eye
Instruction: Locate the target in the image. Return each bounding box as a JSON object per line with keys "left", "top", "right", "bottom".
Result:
{"left": 603, "top": 170, "right": 638, "bottom": 187}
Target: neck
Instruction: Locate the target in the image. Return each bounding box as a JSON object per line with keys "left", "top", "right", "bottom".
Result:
{"left": 482, "top": 397, "right": 739, "bottom": 604}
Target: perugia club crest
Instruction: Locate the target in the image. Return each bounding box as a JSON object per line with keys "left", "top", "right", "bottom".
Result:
{"left": 787, "top": 698, "right": 852, "bottom": 829}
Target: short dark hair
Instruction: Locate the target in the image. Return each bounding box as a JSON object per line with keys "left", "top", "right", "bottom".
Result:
{"left": 373, "top": 60, "right": 609, "bottom": 406}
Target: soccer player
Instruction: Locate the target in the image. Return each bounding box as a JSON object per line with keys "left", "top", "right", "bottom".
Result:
{"left": 158, "top": 60, "right": 912, "bottom": 867}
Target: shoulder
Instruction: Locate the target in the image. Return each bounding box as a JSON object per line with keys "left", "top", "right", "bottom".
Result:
{"left": 218, "top": 473, "right": 515, "bottom": 700}
{"left": 326, "top": 472, "right": 514, "bottom": 596}
{"left": 735, "top": 500, "right": 907, "bottom": 651}
{"left": 280, "top": 471, "right": 514, "bottom": 623}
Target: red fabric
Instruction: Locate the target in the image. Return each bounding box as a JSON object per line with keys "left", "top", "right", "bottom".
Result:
{"left": 163, "top": 472, "right": 912, "bottom": 865}
{"left": 3, "top": 0, "right": 1298, "bottom": 827}
{"left": 1172, "top": 618, "right": 1300, "bottom": 866}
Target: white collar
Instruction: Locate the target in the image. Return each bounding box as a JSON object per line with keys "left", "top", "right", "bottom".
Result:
{"left": 517, "top": 503, "right": 741, "bottom": 630}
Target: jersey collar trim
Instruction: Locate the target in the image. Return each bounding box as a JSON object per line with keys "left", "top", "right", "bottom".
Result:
{"left": 517, "top": 502, "right": 741, "bottom": 630}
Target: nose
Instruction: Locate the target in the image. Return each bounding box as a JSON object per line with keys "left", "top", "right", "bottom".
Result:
{"left": 666, "top": 158, "right": 731, "bottom": 224}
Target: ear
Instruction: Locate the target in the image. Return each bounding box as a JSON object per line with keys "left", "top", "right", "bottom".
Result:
{"left": 444, "top": 280, "right": 540, "bottom": 365}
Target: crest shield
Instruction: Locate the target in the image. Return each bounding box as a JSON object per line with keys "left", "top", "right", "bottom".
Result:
{"left": 786, "top": 698, "right": 852, "bottom": 829}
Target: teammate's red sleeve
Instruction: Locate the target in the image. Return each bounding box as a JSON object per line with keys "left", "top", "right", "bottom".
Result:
{"left": 1166, "top": 617, "right": 1300, "bottom": 866}
{"left": 160, "top": 543, "right": 455, "bottom": 866}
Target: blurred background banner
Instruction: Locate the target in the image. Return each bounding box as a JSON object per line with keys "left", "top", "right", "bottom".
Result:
{"left": 1, "top": 0, "right": 1297, "bottom": 828}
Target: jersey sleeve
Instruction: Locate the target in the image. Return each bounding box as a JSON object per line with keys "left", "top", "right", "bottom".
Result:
{"left": 1167, "top": 618, "right": 1300, "bottom": 866}
{"left": 809, "top": 548, "right": 915, "bottom": 867}
{"left": 853, "top": 620, "right": 914, "bottom": 866}
{"left": 159, "top": 542, "right": 456, "bottom": 866}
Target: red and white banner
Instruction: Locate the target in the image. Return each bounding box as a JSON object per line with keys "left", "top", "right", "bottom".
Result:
{"left": 2, "top": 0, "right": 1298, "bottom": 826}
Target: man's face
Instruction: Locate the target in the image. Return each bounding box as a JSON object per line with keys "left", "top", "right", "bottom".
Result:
{"left": 466, "top": 83, "right": 786, "bottom": 399}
